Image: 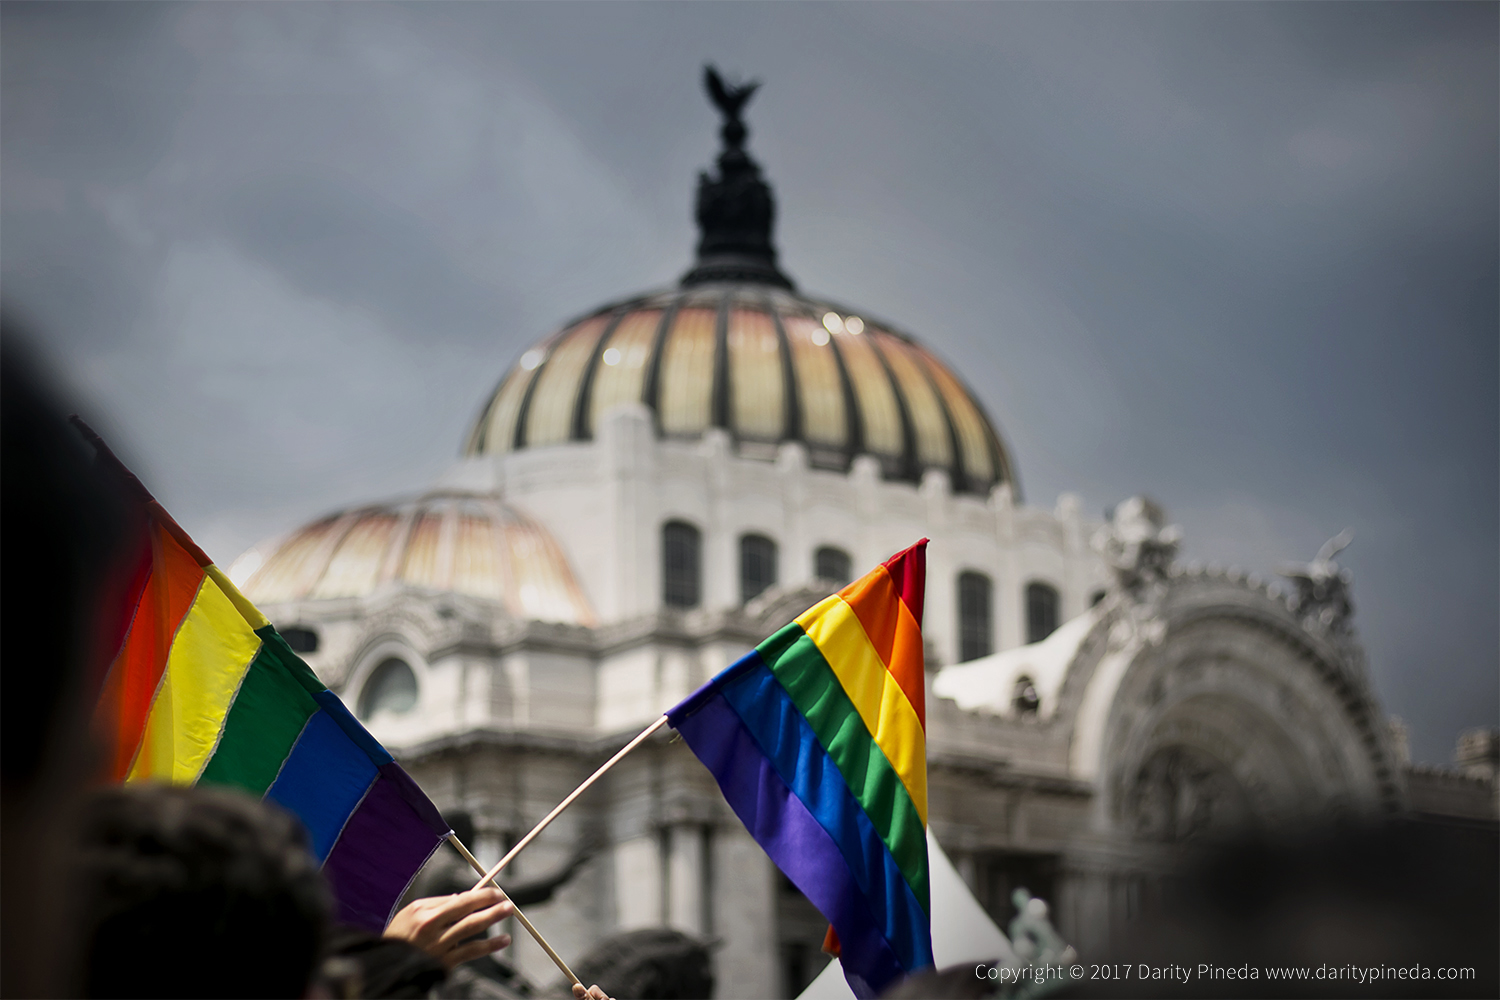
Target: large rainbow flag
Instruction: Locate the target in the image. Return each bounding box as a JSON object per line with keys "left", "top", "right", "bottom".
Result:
{"left": 89, "top": 433, "right": 449, "bottom": 932}
{"left": 667, "top": 540, "right": 933, "bottom": 998}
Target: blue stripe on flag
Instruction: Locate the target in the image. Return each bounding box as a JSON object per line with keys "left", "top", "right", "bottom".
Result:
{"left": 267, "top": 709, "right": 378, "bottom": 861}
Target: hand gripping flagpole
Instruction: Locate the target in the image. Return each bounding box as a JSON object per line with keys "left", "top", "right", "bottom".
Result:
{"left": 470, "top": 716, "right": 670, "bottom": 892}
{"left": 445, "top": 833, "right": 582, "bottom": 988}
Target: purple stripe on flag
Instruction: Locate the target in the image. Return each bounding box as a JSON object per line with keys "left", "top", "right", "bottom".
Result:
{"left": 674, "top": 689, "right": 905, "bottom": 997}
{"left": 321, "top": 764, "right": 449, "bottom": 932}
{"left": 377, "top": 760, "right": 450, "bottom": 835}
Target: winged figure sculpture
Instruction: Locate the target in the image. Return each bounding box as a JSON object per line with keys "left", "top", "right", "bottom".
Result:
{"left": 704, "top": 65, "right": 759, "bottom": 123}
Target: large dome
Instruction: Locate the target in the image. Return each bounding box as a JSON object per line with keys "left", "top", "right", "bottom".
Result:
{"left": 230, "top": 491, "right": 595, "bottom": 625}
{"left": 462, "top": 67, "right": 1015, "bottom": 497}
{"left": 462, "top": 285, "right": 1014, "bottom": 494}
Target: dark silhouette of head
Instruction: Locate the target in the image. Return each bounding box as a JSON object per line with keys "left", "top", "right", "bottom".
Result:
{"left": 2, "top": 321, "right": 151, "bottom": 996}
{"left": 75, "top": 784, "right": 332, "bottom": 998}
{"left": 569, "top": 927, "right": 715, "bottom": 1000}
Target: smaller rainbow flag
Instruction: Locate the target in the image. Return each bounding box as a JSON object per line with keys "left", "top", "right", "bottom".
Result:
{"left": 667, "top": 540, "right": 933, "bottom": 998}
{"left": 89, "top": 431, "right": 448, "bottom": 931}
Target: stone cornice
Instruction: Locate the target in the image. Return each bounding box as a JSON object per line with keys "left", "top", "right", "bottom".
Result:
{"left": 929, "top": 748, "right": 1091, "bottom": 797}
{"left": 392, "top": 721, "right": 677, "bottom": 766}
{"left": 425, "top": 607, "right": 786, "bottom": 663}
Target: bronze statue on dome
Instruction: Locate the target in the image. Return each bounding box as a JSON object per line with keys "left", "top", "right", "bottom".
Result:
{"left": 704, "top": 65, "right": 759, "bottom": 150}
{"left": 682, "top": 64, "right": 794, "bottom": 289}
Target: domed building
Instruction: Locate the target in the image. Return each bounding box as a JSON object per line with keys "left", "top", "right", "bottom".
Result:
{"left": 232, "top": 74, "right": 1408, "bottom": 997}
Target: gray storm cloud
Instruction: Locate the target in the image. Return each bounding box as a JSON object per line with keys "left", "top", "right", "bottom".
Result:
{"left": 3, "top": 1, "right": 1494, "bottom": 762}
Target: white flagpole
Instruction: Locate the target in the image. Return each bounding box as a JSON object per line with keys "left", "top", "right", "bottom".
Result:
{"left": 469, "top": 715, "right": 670, "bottom": 892}
{"left": 446, "top": 833, "right": 581, "bottom": 988}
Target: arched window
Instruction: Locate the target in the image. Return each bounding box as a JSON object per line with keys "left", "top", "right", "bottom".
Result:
{"left": 1026, "top": 582, "right": 1060, "bottom": 644}
{"left": 662, "top": 521, "right": 702, "bottom": 608}
{"left": 814, "top": 546, "right": 852, "bottom": 586}
{"left": 957, "top": 571, "right": 993, "bottom": 662}
{"left": 1013, "top": 675, "right": 1040, "bottom": 717}
{"left": 281, "top": 626, "right": 319, "bottom": 654}
{"left": 740, "top": 533, "right": 778, "bottom": 604}
{"left": 358, "top": 658, "right": 418, "bottom": 719}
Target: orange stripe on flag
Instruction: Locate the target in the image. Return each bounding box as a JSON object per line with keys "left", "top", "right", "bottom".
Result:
{"left": 95, "top": 522, "right": 206, "bottom": 781}
{"left": 839, "top": 565, "right": 926, "bottom": 727}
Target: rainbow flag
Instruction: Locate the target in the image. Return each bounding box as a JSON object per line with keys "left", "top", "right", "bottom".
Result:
{"left": 666, "top": 540, "right": 933, "bottom": 998}
{"left": 89, "top": 435, "right": 449, "bottom": 932}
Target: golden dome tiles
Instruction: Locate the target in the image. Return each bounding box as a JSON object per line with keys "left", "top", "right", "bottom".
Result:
{"left": 463, "top": 285, "right": 1014, "bottom": 495}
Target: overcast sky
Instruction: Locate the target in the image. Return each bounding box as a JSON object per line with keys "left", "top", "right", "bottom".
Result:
{"left": 4, "top": 1, "right": 1495, "bottom": 763}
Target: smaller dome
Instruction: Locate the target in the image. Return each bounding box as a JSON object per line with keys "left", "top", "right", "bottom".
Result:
{"left": 231, "top": 491, "right": 595, "bottom": 625}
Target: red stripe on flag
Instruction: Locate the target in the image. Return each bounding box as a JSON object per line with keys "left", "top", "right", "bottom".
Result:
{"left": 95, "top": 521, "right": 207, "bottom": 780}
{"left": 88, "top": 525, "right": 154, "bottom": 701}
{"left": 882, "top": 538, "right": 927, "bottom": 627}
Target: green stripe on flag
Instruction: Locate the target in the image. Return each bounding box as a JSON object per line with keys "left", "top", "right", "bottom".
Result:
{"left": 198, "top": 628, "right": 322, "bottom": 796}
{"left": 254, "top": 626, "right": 333, "bottom": 697}
{"left": 756, "top": 623, "right": 931, "bottom": 913}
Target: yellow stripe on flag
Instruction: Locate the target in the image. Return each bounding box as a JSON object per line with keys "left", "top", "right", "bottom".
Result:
{"left": 205, "top": 563, "right": 271, "bottom": 631}
{"left": 128, "top": 571, "right": 263, "bottom": 784}
{"left": 796, "top": 595, "right": 929, "bottom": 823}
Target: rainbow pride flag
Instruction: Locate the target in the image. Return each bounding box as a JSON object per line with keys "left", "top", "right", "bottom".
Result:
{"left": 90, "top": 441, "right": 449, "bottom": 932}
{"left": 666, "top": 540, "right": 933, "bottom": 998}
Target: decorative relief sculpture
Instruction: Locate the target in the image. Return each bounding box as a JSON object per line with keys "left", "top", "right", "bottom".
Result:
{"left": 1094, "top": 496, "right": 1182, "bottom": 597}
{"left": 1012, "top": 675, "right": 1041, "bottom": 718}
{"left": 1092, "top": 496, "right": 1182, "bottom": 647}
{"left": 1279, "top": 529, "right": 1356, "bottom": 636}
{"left": 1124, "top": 746, "right": 1251, "bottom": 842}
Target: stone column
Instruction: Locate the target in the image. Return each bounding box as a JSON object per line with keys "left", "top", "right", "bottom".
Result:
{"left": 600, "top": 404, "right": 655, "bottom": 620}
{"left": 712, "top": 827, "right": 777, "bottom": 999}
{"left": 666, "top": 824, "right": 706, "bottom": 936}
{"left": 702, "top": 428, "right": 735, "bottom": 610}
{"left": 614, "top": 834, "right": 664, "bottom": 930}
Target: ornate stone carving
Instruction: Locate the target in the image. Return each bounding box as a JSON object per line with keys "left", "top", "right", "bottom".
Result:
{"left": 1123, "top": 745, "right": 1252, "bottom": 842}
{"left": 1093, "top": 496, "right": 1181, "bottom": 647}
{"left": 1278, "top": 529, "right": 1355, "bottom": 636}
{"left": 1094, "top": 497, "right": 1181, "bottom": 597}
{"left": 1013, "top": 675, "right": 1041, "bottom": 718}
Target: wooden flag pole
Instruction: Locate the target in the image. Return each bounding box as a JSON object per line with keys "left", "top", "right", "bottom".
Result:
{"left": 446, "top": 834, "right": 581, "bottom": 988}
{"left": 470, "top": 715, "right": 670, "bottom": 892}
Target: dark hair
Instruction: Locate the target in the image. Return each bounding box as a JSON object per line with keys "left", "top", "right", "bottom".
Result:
{"left": 320, "top": 926, "right": 447, "bottom": 999}
{"left": 76, "top": 784, "right": 332, "bottom": 998}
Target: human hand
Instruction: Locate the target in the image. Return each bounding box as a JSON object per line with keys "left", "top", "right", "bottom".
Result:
{"left": 384, "top": 888, "right": 514, "bottom": 969}
{"left": 571, "top": 984, "right": 614, "bottom": 1000}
